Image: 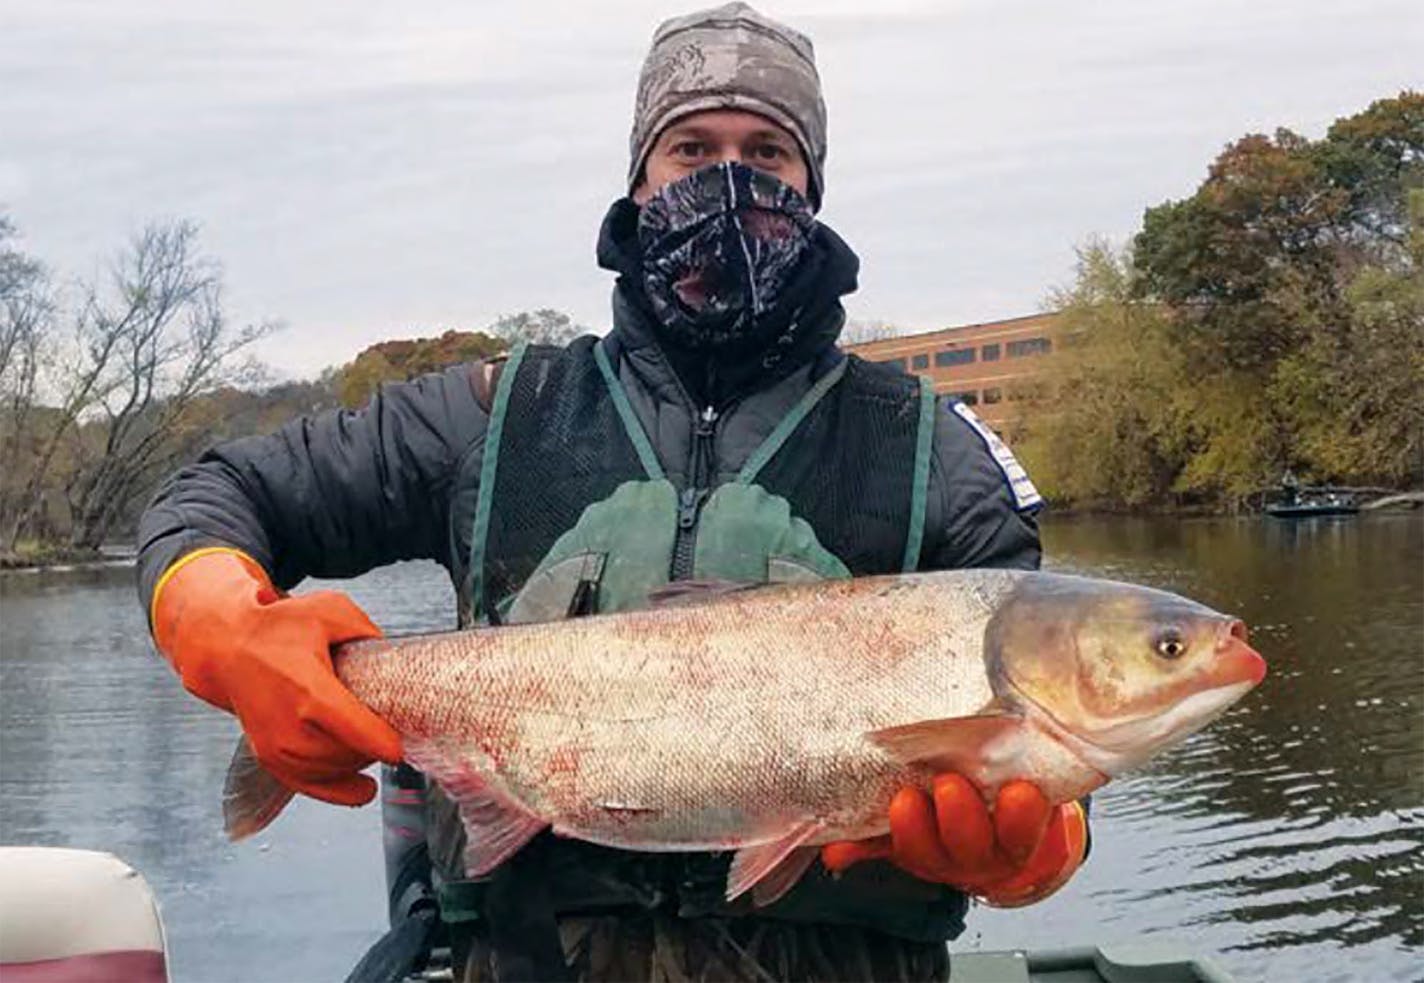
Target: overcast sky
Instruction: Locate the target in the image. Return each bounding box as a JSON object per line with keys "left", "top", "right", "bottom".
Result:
{"left": 4, "top": 0, "right": 1419, "bottom": 378}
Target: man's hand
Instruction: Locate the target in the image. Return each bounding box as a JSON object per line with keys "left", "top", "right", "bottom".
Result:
{"left": 821, "top": 774, "right": 1088, "bottom": 907}
{"left": 151, "top": 549, "right": 403, "bottom": 806}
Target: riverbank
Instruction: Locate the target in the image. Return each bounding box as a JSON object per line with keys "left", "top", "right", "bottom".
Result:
{"left": 1042, "top": 488, "right": 1422, "bottom": 518}
{"left": 0, "top": 544, "right": 135, "bottom": 571}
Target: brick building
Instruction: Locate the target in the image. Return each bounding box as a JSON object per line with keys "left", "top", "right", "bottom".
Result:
{"left": 842, "top": 312, "right": 1061, "bottom": 429}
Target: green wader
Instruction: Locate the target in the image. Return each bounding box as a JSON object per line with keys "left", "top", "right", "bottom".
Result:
{"left": 439, "top": 341, "right": 957, "bottom": 982}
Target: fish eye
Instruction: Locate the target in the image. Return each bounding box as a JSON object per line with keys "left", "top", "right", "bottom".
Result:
{"left": 1155, "top": 630, "right": 1187, "bottom": 660}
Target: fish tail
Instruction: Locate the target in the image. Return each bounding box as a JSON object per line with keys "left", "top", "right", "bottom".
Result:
{"left": 222, "top": 736, "right": 296, "bottom": 841}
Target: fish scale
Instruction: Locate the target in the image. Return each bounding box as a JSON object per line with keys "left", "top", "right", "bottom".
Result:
{"left": 342, "top": 574, "right": 1005, "bottom": 847}
{"left": 223, "top": 568, "right": 1266, "bottom": 904}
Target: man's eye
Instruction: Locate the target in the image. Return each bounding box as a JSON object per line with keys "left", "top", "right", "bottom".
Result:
{"left": 751, "top": 144, "right": 786, "bottom": 162}
{"left": 672, "top": 142, "right": 706, "bottom": 159}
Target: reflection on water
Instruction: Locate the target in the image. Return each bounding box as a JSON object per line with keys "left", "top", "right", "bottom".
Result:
{"left": 0, "top": 562, "right": 458, "bottom": 982}
{"left": 2, "top": 516, "right": 1421, "bottom": 982}
{"left": 970, "top": 514, "right": 1424, "bottom": 982}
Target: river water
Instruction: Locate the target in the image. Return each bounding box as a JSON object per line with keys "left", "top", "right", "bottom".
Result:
{"left": 1, "top": 515, "right": 1420, "bottom": 982}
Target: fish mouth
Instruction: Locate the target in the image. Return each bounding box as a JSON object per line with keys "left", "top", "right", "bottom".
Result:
{"left": 1073, "top": 678, "right": 1259, "bottom": 774}
{"left": 1208, "top": 620, "right": 1267, "bottom": 688}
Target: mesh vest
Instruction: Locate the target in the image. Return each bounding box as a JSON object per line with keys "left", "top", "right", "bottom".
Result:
{"left": 466, "top": 336, "right": 934, "bottom": 624}
{"left": 429, "top": 337, "right": 967, "bottom": 948}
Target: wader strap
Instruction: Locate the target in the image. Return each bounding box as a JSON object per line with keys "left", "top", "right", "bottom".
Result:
{"left": 593, "top": 342, "right": 665, "bottom": 480}
{"left": 737, "top": 357, "right": 849, "bottom": 484}
{"left": 482, "top": 835, "right": 571, "bottom": 983}
{"left": 469, "top": 342, "right": 529, "bottom": 623}
{"left": 343, "top": 906, "right": 439, "bottom": 983}
{"left": 901, "top": 378, "right": 936, "bottom": 572}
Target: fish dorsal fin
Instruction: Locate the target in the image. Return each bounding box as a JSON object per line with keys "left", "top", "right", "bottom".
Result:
{"left": 403, "top": 738, "right": 546, "bottom": 877}
{"left": 647, "top": 579, "right": 763, "bottom": 608}
{"left": 726, "top": 820, "right": 824, "bottom": 904}
{"left": 223, "top": 736, "right": 296, "bottom": 841}
{"left": 867, "top": 711, "right": 1023, "bottom": 776}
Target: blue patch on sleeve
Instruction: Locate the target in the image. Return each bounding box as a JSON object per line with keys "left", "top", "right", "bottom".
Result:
{"left": 949, "top": 402, "right": 1043, "bottom": 511}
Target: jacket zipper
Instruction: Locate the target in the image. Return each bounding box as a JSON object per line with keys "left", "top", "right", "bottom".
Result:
{"left": 670, "top": 404, "right": 718, "bottom": 580}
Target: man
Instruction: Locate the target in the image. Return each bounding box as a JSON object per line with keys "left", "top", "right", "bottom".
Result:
{"left": 137, "top": 4, "right": 1088, "bottom": 980}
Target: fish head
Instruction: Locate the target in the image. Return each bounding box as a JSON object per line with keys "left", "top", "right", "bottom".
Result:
{"left": 987, "top": 573, "right": 1266, "bottom": 776}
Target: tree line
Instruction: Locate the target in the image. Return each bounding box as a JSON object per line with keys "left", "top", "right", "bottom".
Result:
{"left": 1016, "top": 91, "right": 1422, "bottom": 510}
{"left": 0, "top": 219, "right": 280, "bottom": 561}
{"left": 5, "top": 92, "right": 1416, "bottom": 558}
{"left": 0, "top": 217, "right": 584, "bottom": 563}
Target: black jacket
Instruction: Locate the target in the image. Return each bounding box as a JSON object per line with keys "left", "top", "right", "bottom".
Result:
{"left": 136, "top": 205, "right": 1040, "bottom": 611}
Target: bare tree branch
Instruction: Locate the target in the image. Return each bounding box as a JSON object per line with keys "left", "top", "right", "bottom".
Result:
{"left": 1, "top": 217, "right": 276, "bottom": 551}
{"left": 839, "top": 318, "right": 903, "bottom": 345}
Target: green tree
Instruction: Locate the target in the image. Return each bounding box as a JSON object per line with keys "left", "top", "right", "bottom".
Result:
{"left": 490, "top": 308, "right": 588, "bottom": 347}
{"left": 337, "top": 350, "right": 401, "bottom": 409}
{"left": 1134, "top": 128, "right": 1349, "bottom": 374}
{"left": 1127, "top": 91, "right": 1423, "bottom": 499}
{"left": 1314, "top": 91, "right": 1424, "bottom": 250}
{"left": 1017, "top": 242, "right": 1189, "bottom": 508}
{"left": 1272, "top": 189, "right": 1424, "bottom": 485}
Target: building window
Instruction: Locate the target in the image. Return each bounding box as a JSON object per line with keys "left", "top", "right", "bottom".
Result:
{"left": 934, "top": 348, "right": 975, "bottom": 367}
{"left": 1006, "top": 337, "right": 1052, "bottom": 358}
{"left": 883, "top": 357, "right": 907, "bottom": 371}
{"left": 955, "top": 391, "right": 978, "bottom": 406}
{"left": 911, "top": 353, "right": 929, "bottom": 370}
{"left": 981, "top": 343, "right": 1000, "bottom": 361}
{"left": 982, "top": 387, "right": 1002, "bottom": 404}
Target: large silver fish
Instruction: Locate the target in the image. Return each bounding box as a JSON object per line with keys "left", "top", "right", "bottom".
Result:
{"left": 225, "top": 570, "right": 1266, "bottom": 904}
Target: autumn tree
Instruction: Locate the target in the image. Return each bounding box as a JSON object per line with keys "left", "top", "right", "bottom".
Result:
{"left": 335, "top": 329, "right": 507, "bottom": 408}
{"left": 1128, "top": 91, "right": 1422, "bottom": 497}
{"left": 1134, "top": 128, "right": 1348, "bottom": 375}
{"left": 333, "top": 310, "right": 586, "bottom": 410}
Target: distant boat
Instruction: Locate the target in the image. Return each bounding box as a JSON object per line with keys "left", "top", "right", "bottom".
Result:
{"left": 1265, "top": 484, "right": 1360, "bottom": 519}
{"left": 1266, "top": 500, "right": 1359, "bottom": 518}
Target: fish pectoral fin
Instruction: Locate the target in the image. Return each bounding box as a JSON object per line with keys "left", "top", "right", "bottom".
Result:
{"left": 750, "top": 846, "right": 820, "bottom": 908}
{"left": 223, "top": 736, "right": 296, "bottom": 841}
{"left": 404, "top": 739, "right": 546, "bottom": 878}
{"left": 867, "top": 713, "right": 1024, "bottom": 775}
{"left": 726, "top": 820, "right": 824, "bottom": 905}
{"left": 646, "top": 579, "right": 763, "bottom": 608}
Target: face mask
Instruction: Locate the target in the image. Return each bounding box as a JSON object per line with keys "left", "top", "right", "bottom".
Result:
{"left": 637, "top": 161, "right": 816, "bottom": 352}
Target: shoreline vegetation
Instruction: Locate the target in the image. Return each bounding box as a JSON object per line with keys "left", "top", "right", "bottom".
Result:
{"left": 6, "top": 504, "right": 1422, "bottom": 572}
{"left": 1012, "top": 92, "right": 1422, "bottom": 511}
{"left": 0, "top": 543, "right": 127, "bottom": 571}
{"left": 3, "top": 94, "right": 1419, "bottom": 562}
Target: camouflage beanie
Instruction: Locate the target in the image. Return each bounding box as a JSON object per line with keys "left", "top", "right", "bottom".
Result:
{"left": 628, "top": 2, "right": 828, "bottom": 208}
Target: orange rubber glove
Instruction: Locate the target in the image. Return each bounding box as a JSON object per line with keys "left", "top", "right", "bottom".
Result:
{"left": 821, "top": 774, "right": 1088, "bottom": 907}
{"left": 151, "top": 548, "right": 402, "bottom": 806}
